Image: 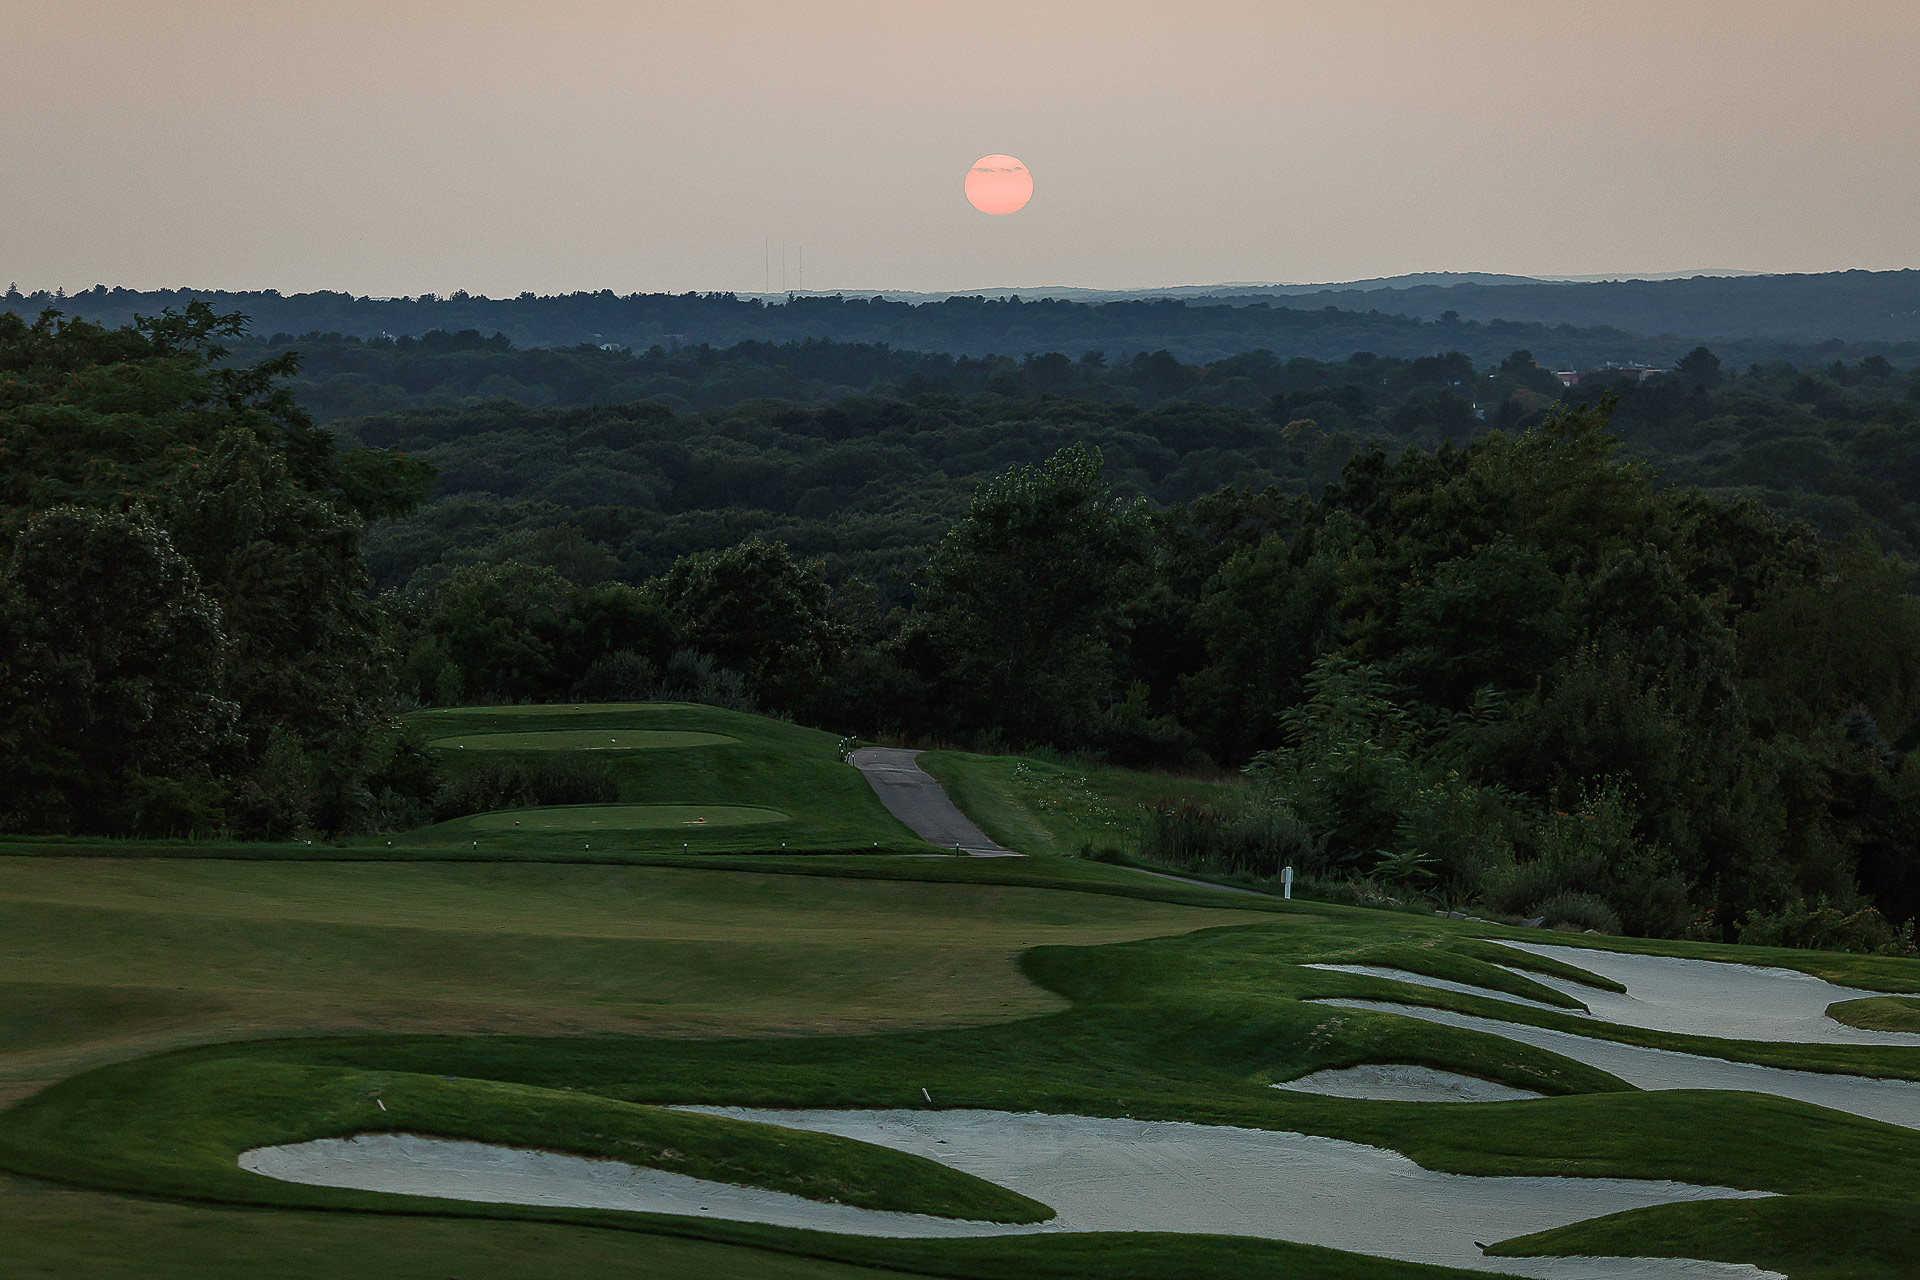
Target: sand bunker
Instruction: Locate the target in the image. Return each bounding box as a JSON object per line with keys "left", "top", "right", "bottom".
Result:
{"left": 242, "top": 1134, "right": 1026, "bottom": 1237}
{"left": 1306, "top": 964, "right": 1575, "bottom": 1013}
{"left": 1318, "top": 999, "right": 1920, "bottom": 1130}
{"left": 1274, "top": 1063, "right": 1545, "bottom": 1102}
{"left": 1487, "top": 941, "right": 1920, "bottom": 1047}
{"left": 244, "top": 1114, "right": 1783, "bottom": 1280}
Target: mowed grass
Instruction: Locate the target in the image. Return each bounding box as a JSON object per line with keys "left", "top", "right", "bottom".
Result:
{"left": 918, "top": 751, "right": 1246, "bottom": 858}
{"left": 409, "top": 702, "right": 927, "bottom": 854}
{"left": 9, "top": 739, "right": 1920, "bottom": 1279}
{"left": 11, "top": 915, "right": 1920, "bottom": 1280}
{"left": 0, "top": 856, "right": 1278, "bottom": 1102}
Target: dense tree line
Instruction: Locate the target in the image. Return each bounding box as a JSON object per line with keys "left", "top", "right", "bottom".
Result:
{"left": 0, "top": 305, "right": 437, "bottom": 837}
{"left": 375, "top": 413, "right": 1920, "bottom": 948}
{"left": 7, "top": 305, "right": 1919, "bottom": 953}
{"left": 12, "top": 282, "right": 1916, "bottom": 371}
{"left": 334, "top": 346, "right": 1920, "bottom": 601}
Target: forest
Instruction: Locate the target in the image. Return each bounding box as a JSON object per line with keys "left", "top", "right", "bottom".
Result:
{"left": 332, "top": 342, "right": 1920, "bottom": 593}
{"left": 10, "top": 280, "right": 1919, "bottom": 371}
{"left": 5, "top": 302, "right": 1920, "bottom": 955}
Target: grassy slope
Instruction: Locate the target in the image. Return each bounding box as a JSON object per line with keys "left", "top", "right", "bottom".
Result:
{"left": 1827, "top": 996, "right": 1920, "bottom": 1033}
{"left": 0, "top": 857, "right": 1276, "bottom": 1102}
{"left": 917, "top": 751, "right": 1244, "bottom": 858}
{"left": 410, "top": 702, "right": 929, "bottom": 854}
{"left": 6, "top": 733, "right": 1920, "bottom": 1278}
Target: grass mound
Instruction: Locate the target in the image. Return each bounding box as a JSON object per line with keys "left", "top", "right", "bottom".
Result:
{"left": 430, "top": 730, "right": 737, "bottom": 751}
{"left": 1827, "top": 996, "right": 1920, "bottom": 1033}
{"left": 407, "top": 703, "right": 925, "bottom": 855}
{"left": 0, "top": 1055, "right": 1051, "bottom": 1224}
{"left": 469, "top": 805, "right": 788, "bottom": 832}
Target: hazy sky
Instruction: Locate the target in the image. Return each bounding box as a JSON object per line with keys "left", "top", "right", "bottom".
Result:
{"left": 5, "top": 1, "right": 1917, "bottom": 295}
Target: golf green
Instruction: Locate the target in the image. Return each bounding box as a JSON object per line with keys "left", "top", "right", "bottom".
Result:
{"left": 469, "top": 805, "right": 788, "bottom": 831}
{"left": 429, "top": 730, "right": 738, "bottom": 751}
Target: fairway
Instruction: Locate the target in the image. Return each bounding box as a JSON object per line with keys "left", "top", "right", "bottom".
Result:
{"left": 429, "top": 729, "right": 738, "bottom": 751}
{"left": 469, "top": 804, "right": 788, "bottom": 831}
{"left": 6, "top": 742, "right": 1920, "bottom": 1280}
{"left": 0, "top": 856, "right": 1278, "bottom": 1105}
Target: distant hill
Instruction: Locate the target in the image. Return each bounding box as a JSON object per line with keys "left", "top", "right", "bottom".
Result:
{"left": 5, "top": 270, "right": 1918, "bottom": 367}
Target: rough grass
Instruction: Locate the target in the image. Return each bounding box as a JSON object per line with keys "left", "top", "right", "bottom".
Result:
{"left": 411, "top": 703, "right": 928, "bottom": 854}
{"left": 10, "top": 917, "right": 1920, "bottom": 1280}
{"left": 1827, "top": 996, "right": 1920, "bottom": 1033}
{"left": 8, "top": 744, "right": 1920, "bottom": 1278}
{"left": 0, "top": 1056, "right": 1051, "bottom": 1222}
{"left": 0, "top": 1172, "right": 1501, "bottom": 1280}
{"left": 916, "top": 751, "right": 1244, "bottom": 858}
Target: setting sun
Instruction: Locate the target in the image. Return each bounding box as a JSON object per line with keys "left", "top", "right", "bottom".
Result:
{"left": 964, "top": 155, "right": 1032, "bottom": 215}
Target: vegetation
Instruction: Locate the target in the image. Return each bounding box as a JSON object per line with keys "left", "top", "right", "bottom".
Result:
{"left": 4, "top": 861, "right": 1919, "bottom": 1280}
{"left": 0, "top": 304, "right": 436, "bottom": 839}
{"left": 408, "top": 703, "right": 924, "bottom": 855}
{"left": 13, "top": 274, "right": 1920, "bottom": 369}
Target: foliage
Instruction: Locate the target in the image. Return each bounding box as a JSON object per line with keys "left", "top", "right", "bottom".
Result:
{"left": 1735, "top": 897, "right": 1916, "bottom": 957}
{"left": 0, "top": 506, "right": 236, "bottom": 835}
{"left": 0, "top": 306, "right": 434, "bottom": 838}
{"left": 910, "top": 445, "right": 1151, "bottom": 747}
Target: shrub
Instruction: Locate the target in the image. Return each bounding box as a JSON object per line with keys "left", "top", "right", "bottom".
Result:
{"left": 1136, "top": 801, "right": 1319, "bottom": 878}
{"left": 1532, "top": 890, "right": 1622, "bottom": 934}
{"left": 1478, "top": 780, "right": 1692, "bottom": 937}
{"left": 435, "top": 758, "right": 619, "bottom": 819}
{"left": 572, "top": 649, "right": 656, "bottom": 702}
{"left": 1736, "top": 896, "right": 1916, "bottom": 956}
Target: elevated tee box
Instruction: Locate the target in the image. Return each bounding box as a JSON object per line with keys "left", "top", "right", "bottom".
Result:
{"left": 405, "top": 702, "right": 928, "bottom": 857}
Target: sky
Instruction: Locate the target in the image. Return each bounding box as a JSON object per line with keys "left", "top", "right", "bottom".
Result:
{"left": 5, "top": 1, "right": 1918, "bottom": 296}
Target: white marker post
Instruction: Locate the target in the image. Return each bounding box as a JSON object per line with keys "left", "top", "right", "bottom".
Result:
{"left": 1283, "top": 865, "right": 1293, "bottom": 900}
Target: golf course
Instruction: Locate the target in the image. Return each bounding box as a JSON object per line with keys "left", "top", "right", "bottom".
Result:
{"left": 3, "top": 702, "right": 1918, "bottom": 1279}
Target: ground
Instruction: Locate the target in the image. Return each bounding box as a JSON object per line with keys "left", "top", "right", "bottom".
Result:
{"left": 1, "top": 702, "right": 1916, "bottom": 1278}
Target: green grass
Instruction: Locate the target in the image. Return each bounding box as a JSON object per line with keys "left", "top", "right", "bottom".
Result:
{"left": 410, "top": 702, "right": 928, "bottom": 855}
{"left": 468, "top": 803, "right": 788, "bottom": 831}
{"left": 1827, "top": 996, "right": 1920, "bottom": 1033}
{"left": 9, "top": 916, "right": 1920, "bottom": 1279}
{"left": 917, "top": 751, "right": 1244, "bottom": 858}
{"left": 429, "top": 728, "right": 738, "bottom": 750}
{"left": 7, "top": 739, "right": 1920, "bottom": 1278}
{"left": 0, "top": 856, "right": 1279, "bottom": 1104}
{"left": 0, "top": 1055, "right": 1049, "bottom": 1222}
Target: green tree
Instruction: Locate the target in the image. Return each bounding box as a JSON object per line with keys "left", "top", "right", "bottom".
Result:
{"left": 911, "top": 444, "right": 1150, "bottom": 747}
{"left": 648, "top": 536, "right": 841, "bottom": 710}
{"left": 0, "top": 507, "right": 236, "bottom": 834}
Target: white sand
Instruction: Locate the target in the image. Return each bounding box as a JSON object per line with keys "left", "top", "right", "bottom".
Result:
{"left": 241, "top": 1134, "right": 1029, "bottom": 1237}
{"left": 243, "top": 1113, "right": 1781, "bottom": 1274}
{"left": 244, "top": 1116, "right": 1777, "bottom": 1280}
{"left": 1274, "top": 1063, "right": 1545, "bottom": 1102}
{"left": 1305, "top": 963, "right": 1576, "bottom": 1013}
{"left": 687, "top": 1109, "right": 1777, "bottom": 1280}
{"left": 1487, "top": 941, "right": 1920, "bottom": 1047}
{"left": 1318, "top": 999, "right": 1920, "bottom": 1129}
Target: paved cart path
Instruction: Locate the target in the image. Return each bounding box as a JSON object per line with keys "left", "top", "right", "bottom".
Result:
{"left": 847, "top": 748, "right": 1022, "bottom": 857}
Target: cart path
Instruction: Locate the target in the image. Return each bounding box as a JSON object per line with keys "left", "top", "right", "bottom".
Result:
{"left": 847, "top": 748, "right": 1022, "bottom": 857}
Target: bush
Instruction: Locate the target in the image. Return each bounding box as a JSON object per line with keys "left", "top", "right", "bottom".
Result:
{"left": 1478, "top": 780, "right": 1692, "bottom": 937}
{"left": 572, "top": 649, "right": 656, "bottom": 702}
{"left": 1736, "top": 896, "right": 1916, "bottom": 956}
{"left": 1532, "top": 890, "right": 1622, "bottom": 934}
{"left": 568, "top": 647, "right": 754, "bottom": 712}
{"left": 435, "top": 758, "right": 619, "bottom": 819}
{"left": 1136, "top": 801, "right": 1319, "bottom": 878}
